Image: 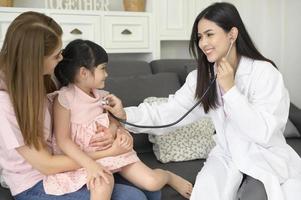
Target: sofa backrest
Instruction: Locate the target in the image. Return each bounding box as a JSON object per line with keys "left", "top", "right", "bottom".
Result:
{"left": 107, "top": 60, "right": 152, "bottom": 77}
{"left": 150, "top": 59, "right": 197, "bottom": 85}
{"left": 289, "top": 103, "right": 301, "bottom": 133}
{"left": 105, "top": 72, "right": 181, "bottom": 107}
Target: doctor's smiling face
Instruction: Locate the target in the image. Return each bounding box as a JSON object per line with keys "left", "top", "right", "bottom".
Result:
{"left": 197, "top": 18, "right": 232, "bottom": 63}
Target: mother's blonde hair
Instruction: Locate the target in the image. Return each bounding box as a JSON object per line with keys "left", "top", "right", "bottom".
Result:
{"left": 0, "top": 12, "right": 62, "bottom": 149}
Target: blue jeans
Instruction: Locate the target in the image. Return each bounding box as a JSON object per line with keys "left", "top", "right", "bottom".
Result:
{"left": 14, "top": 178, "right": 161, "bottom": 200}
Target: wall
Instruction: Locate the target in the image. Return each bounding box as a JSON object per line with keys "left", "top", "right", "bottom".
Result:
{"left": 282, "top": 0, "right": 301, "bottom": 107}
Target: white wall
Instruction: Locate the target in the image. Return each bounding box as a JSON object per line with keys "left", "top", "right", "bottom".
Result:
{"left": 281, "top": 0, "right": 301, "bottom": 107}
{"left": 161, "top": 41, "right": 192, "bottom": 59}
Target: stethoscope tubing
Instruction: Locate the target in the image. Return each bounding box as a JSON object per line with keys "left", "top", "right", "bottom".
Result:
{"left": 110, "top": 75, "right": 217, "bottom": 128}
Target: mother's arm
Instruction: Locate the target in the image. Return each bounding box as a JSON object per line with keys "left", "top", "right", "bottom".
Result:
{"left": 89, "top": 115, "right": 119, "bottom": 150}
{"left": 16, "top": 118, "right": 132, "bottom": 176}
{"left": 16, "top": 139, "right": 121, "bottom": 176}
{"left": 89, "top": 114, "right": 133, "bottom": 150}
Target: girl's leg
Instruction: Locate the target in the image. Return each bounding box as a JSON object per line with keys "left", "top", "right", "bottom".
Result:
{"left": 119, "top": 161, "right": 192, "bottom": 199}
{"left": 114, "top": 173, "right": 161, "bottom": 200}
{"left": 90, "top": 174, "right": 114, "bottom": 200}
{"left": 190, "top": 154, "right": 243, "bottom": 200}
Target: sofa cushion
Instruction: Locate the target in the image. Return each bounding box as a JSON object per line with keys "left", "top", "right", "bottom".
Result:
{"left": 107, "top": 60, "right": 152, "bottom": 77}
{"left": 144, "top": 97, "right": 216, "bottom": 163}
{"left": 131, "top": 133, "right": 153, "bottom": 154}
{"left": 284, "top": 119, "right": 300, "bottom": 138}
{"left": 105, "top": 72, "right": 181, "bottom": 107}
{"left": 185, "top": 64, "right": 197, "bottom": 74}
{"left": 289, "top": 103, "right": 301, "bottom": 133}
{"left": 286, "top": 138, "right": 301, "bottom": 156}
{"left": 150, "top": 59, "right": 197, "bottom": 85}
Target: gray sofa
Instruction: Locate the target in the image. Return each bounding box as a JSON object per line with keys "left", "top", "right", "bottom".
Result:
{"left": 1, "top": 59, "right": 301, "bottom": 200}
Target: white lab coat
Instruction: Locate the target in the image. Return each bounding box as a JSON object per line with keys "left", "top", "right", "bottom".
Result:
{"left": 125, "top": 56, "right": 301, "bottom": 200}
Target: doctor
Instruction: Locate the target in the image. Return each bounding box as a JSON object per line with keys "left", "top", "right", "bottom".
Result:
{"left": 105, "top": 2, "right": 301, "bottom": 200}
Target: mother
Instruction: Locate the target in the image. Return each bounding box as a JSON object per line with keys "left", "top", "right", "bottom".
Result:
{"left": 0, "top": 11, "right": 160, "bottom": 200}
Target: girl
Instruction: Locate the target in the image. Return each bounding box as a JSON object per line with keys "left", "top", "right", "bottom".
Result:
{"left": 105, "top": 2, "right": 301, "bottom": 200}
{"left": 0, "top": 11, "right": 160, "bottom": 200}
{"left": 45, "top": 39, "right": 193, "bottom": 199}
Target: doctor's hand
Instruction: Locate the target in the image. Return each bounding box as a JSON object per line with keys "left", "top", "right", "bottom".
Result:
{"left": 103, "top": 94, "right": 127, "bottom": 120}
{"left": 216, "top": 58, "right": 235, "bottom": 93}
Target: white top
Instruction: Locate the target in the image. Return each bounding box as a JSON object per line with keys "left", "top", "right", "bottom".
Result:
{"left": 125, "top": 56, "right": 301, "bottom": 200}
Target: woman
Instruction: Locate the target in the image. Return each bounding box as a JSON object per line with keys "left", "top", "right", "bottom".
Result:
{"left": 0, "top": 11, "right": 160, "bottom": 200}
{"left": 105, "top": 2, "right": 301, "bottom": 200}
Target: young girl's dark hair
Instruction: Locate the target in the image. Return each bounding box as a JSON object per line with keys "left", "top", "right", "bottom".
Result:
{"left": 189, "top": 2, "right": 276, "bottom": 113}
{"left": 55, "top": 39, "right": 108, "bottom": 87}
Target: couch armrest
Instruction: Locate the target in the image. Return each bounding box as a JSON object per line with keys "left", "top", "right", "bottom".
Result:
{"left": 289, "top": 103, "right": 301, "bottom": 133}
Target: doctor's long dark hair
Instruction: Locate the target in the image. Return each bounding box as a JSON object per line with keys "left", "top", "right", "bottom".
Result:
{"left": 189, "top": 2, "right": 276, "bottom": 113}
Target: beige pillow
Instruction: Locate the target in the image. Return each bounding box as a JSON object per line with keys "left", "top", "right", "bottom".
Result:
{"left": 144, "top": 97, "right": 216, "bottom": 163}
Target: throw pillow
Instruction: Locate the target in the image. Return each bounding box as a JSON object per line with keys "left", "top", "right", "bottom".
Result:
{"left": 144, "top": 97, "right": 216, "bottom": 163}
{"left": 283, "top": 119, "right": 301, "bottom": 138}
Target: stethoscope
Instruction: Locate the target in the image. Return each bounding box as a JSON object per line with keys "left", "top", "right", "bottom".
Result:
{"left": 109, "top": 75, "right": 217, "bottom": 128}
{"left": 107, "top": 41, "right": 234, "bottom": 129}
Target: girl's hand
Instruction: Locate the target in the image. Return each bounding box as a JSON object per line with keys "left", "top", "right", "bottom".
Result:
{"left": 216, "top": 58, "right": 235, "bottom": 92}
{"left": 86, "top": 161, "right": 112, "bottom": 190}
{"left": 103, "top": 94, "right": 127, "bottom": 120}
{"left": 89, "top": 123, "right": 115, "bottom": 150}
{"left": 89, "top": 174, "right": 114, "bottom": 198}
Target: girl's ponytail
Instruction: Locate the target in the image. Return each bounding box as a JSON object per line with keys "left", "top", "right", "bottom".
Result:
{"left": 54, "top": 58, "right": 72, "bottom": 87}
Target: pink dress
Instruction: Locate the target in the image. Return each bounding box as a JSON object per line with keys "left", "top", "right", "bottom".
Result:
{"left": 43, "top": 84, "right": 139, "bottom": 195}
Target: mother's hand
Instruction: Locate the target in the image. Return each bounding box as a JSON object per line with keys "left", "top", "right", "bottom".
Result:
{"left": 110, "top": 128, "right": 134, "bottom": 156}
{"left": 89, "top": 123, "right": 116, "bottom": 150}
{"left": 118, "top": 127, "right": 133, "bottom": 150}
